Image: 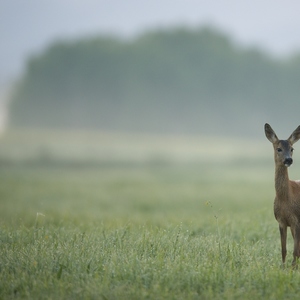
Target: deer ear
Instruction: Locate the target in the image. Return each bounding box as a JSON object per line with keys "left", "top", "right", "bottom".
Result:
{"left": 288, "top": 125, "right": 300, "bottom": 144}
{"left": 265, "top": 123, "right": 278, "bottom": 144}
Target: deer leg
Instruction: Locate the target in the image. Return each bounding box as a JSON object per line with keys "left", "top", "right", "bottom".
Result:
{"left": 279, "top": 225, "right": 287, "bottom": 265}
{"left": 292, "top": 226, "right": 300, "bottom": 267}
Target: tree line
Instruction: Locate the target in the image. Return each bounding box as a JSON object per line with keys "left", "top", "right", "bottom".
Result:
{"left": 9, "top": 26, "right": 300, "bottom": 136}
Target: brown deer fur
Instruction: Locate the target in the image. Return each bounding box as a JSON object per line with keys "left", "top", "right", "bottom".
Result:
{"left": 265, "top": 123, "right": 300, "bottom": 266}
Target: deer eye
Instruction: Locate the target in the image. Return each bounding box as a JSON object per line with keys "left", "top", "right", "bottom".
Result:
{"left": 277, "top": 148, "right": 282, "bottom": 152}
{"left": 291, "top": 148, "right": 294, "bottom": 152}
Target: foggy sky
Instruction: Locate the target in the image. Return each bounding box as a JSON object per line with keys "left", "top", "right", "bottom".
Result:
{"left": 1, "top": 0, "right": 300, "bottom": 84}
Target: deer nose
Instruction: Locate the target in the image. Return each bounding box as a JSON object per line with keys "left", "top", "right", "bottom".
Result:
{"left": 284, "top": 158, "right": 293, "bottom": 167}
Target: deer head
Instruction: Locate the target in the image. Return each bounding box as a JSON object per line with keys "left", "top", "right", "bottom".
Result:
{"left": 265, "top": 123, "right": 300, "bottom": 167}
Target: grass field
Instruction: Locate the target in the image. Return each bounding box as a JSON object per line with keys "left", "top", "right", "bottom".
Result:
{"left": 1, "top": 130, "right": 300, "bottom": 299}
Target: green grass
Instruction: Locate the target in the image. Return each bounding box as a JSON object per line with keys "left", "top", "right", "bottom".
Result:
{"left": 1, "top": 130, "right": 300, "bottom": 299}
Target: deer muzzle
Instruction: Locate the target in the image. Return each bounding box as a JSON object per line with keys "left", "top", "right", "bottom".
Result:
{"left": 284, "top": 158, "right": 293, "bottom": 167}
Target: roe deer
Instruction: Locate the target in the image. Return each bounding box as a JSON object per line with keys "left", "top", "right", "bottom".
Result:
{"left": 265, "top": 123, "right": 300, "bottom": 266}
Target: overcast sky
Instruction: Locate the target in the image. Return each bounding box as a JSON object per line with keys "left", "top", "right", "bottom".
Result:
{"left": 2, "top": 0, "right": 300, "bottom": 84}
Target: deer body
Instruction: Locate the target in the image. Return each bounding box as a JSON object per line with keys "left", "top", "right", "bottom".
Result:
{"left": 265, "top": 123, "right": 300, "bottom": 265}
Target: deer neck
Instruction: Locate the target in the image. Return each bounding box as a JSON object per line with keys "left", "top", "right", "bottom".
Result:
{"left": 275, "top": 164, "right": 291, "bottom": 200}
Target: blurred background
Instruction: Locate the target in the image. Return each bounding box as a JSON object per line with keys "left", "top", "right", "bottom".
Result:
{"left": 1, "top": 0, "right": 300, "bottom": 164}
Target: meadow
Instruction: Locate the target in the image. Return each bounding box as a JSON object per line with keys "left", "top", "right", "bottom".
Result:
{"left": 1, "top": 130, "right": 300, "bottom": 299}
